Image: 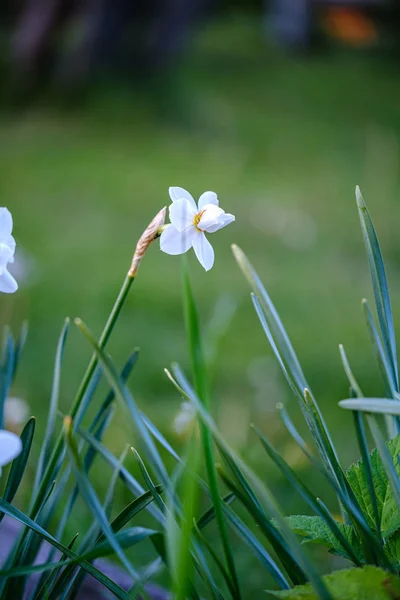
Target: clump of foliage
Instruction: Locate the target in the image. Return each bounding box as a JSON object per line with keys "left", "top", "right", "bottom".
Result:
{"left": 1, "top": 186, "right": 400, "bottom": 600}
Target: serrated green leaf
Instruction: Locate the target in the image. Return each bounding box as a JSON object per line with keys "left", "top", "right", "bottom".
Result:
{"left": 253, "top": 424, "right": 363, "bottom": 566}
{"left": 346, "top": 433, "right": 400, "bottom": 537}
{"left": 282, "top": 516, "right": 364, "bottom": 563}
{"left": 383, "top": 529, "right": 400, "bottom": 569}
{"left": 278, "top": 404, "right": 390, "bottom": 569}
{"left": 352, "top": 410, "right": 382, "bottom": 543}
{"left": 267, "top": 566, "right": 400, "bottom": 600}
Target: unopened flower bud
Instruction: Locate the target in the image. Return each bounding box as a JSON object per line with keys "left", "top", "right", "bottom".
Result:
{"left": 129, "top": 207, "right": 166, "bottom": 277}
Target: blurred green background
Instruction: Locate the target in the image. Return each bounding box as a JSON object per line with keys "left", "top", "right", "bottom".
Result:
{"left": 2, "top": 6, "right": 400, "bottom": 597}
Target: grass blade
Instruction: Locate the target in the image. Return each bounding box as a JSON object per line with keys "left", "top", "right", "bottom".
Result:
{"left": 182, "top": 260, "right": 241, "bottom": 600}
{"left": 32, "top": 319, "right": 70, "bottom": 499}
{"left": 0, "top": 499, "right": 132, "bottom": 600}
{"left": 133, "top": 449, "right": 166, "bottom": 514}
{"left": 222, "top": 503, "right": 290, "bottom": 590}
{"left": 168, "top": 364, "right": 332, "bottom": 599}
{"left": 278, "top": 404, "right": 391, "bottom": 569}
{"left": 167, "top": 438, "right": 201, "bottom": 600}
{"left": 75, "top": 318, "right": 169, "bottom": 488}
{"left": 0, "top": 528, "right": 158, "bottom": 578}
{"left": 356, "top": 187, "right": 398, "bottom": 387}
{"left": 63, "top": 417, "right": 140, "bottom": 585}
{"left": 77, "top": 426, "right": 164, "bottom": 523}
{"left": 362, "top": 298, "right": 397, "bottom": 398}
{"left": 33, "top": 533, "right": 79, "bottom": 599}
{"left": 252, "top": 425, "right": 363, "bottom": 566}
{"left": 1, "top": 417, "right": 35, "bottom": 513}
{"left": 339, "top": 344, "right": 364, "bottom": 398}
{"left": 28, "top": 274, "right": 135, "bottom": 526}
{"left": 193, "top": 519, "right": 238, "bottom": 599}
{"left": 0, "top": 329, "right": 15, "bottom": 429}
{"left": 251, "top": 293, "right": 342, "bottom": 488}
{"left": 217, "top": 450, "right": 306, "bottom": 585}
{"left": 141, "top": 412, "right": 181, "bottom": 462}
{"left": 340, "top": 399, "right": 400, "bottom": 414}
{"left": 197, "top": 493, "right": 236, "bottom": 530}
{"left": 108, "top": 488, "right": 161, "bottom": 534}
{"left": 13, "top": 321, "right": 28, "bottom": 381}
{"left": 232, "top": 244, "right": 307, "bottom": 391}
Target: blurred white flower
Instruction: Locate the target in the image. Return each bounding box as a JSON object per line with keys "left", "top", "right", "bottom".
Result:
{"left": 8, "top": 248, "right": 38, "bottom": 289}
{"left": 160, "top": 187, "right": 235, "bottom": 271}
{"left": 0, "top": 429, "right": 22, "bottom": 476}
{"left": 0, "top": 208, "right": 18, "bottom": 293}
{"left": 4, "top": 397, "right": 29, "bottom": 431}
{"left": 173, "top": 401, "right": 197, "bottom": 438}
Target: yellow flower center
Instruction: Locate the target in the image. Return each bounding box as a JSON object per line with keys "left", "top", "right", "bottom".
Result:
{"left": 193, "top": 210, "right": 205, "bottom": 231}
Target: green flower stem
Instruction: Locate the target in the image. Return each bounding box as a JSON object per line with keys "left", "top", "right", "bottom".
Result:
{"left": 29, "top": 273, "right": 135, "bottom": 517}
{"left": 71, "top": 274, "right": 134, "bottom": 421}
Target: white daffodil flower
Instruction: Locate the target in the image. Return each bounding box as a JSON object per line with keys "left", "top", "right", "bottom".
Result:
{"left": 0, "top": 429, "right": 22, "bottom": 476}
{"left": 160, "top": 187, "right": 235, "bottom": 271}
{"left": 0, "top": 208, "right": 18, "bottom": 294}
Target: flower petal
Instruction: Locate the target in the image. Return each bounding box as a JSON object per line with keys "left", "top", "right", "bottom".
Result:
{"left": 0, "top": 429, "right": 22, "bottom": 468}
{"left": 197, "top": 205, "right": 224, "bottom": 232}
{"left": 0, "top": 244, "right": 14, "bottom": 270}
{"left": 4, "top": 236, "right": 16, "bottom": 256}
{"left": 0, "top": 208, "right": 13, "bottom": 239}
{"left": 219, "top": 212, "right": 235, "bottom": 229}
{"left": 160, "top": 225, "right": 195, "bottom": 255}
{"left": 192, "top": 232, "right": 215, "bottom": 271}
{"left": 198, "top": 191, "right": 218, "bottom": 210}
{"left": 169, "top": 198, "right": 196, "bottom": 232}
{"left": 169, "top": 187, "right": 197, "bottom": 211}
{"left": 198, "top": 206, "right": 235, "bottom": 233}
{"left": 0, "top": 270, "right": 18, "bottom": 294}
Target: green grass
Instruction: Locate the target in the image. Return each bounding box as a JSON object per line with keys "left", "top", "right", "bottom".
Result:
{"left": 2, "top": 13, "right": 400, "bottom": 597}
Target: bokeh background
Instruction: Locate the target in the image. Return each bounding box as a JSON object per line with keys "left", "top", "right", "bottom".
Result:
{"left": 2, "top": 0, "right": 400, "bottom": 596}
